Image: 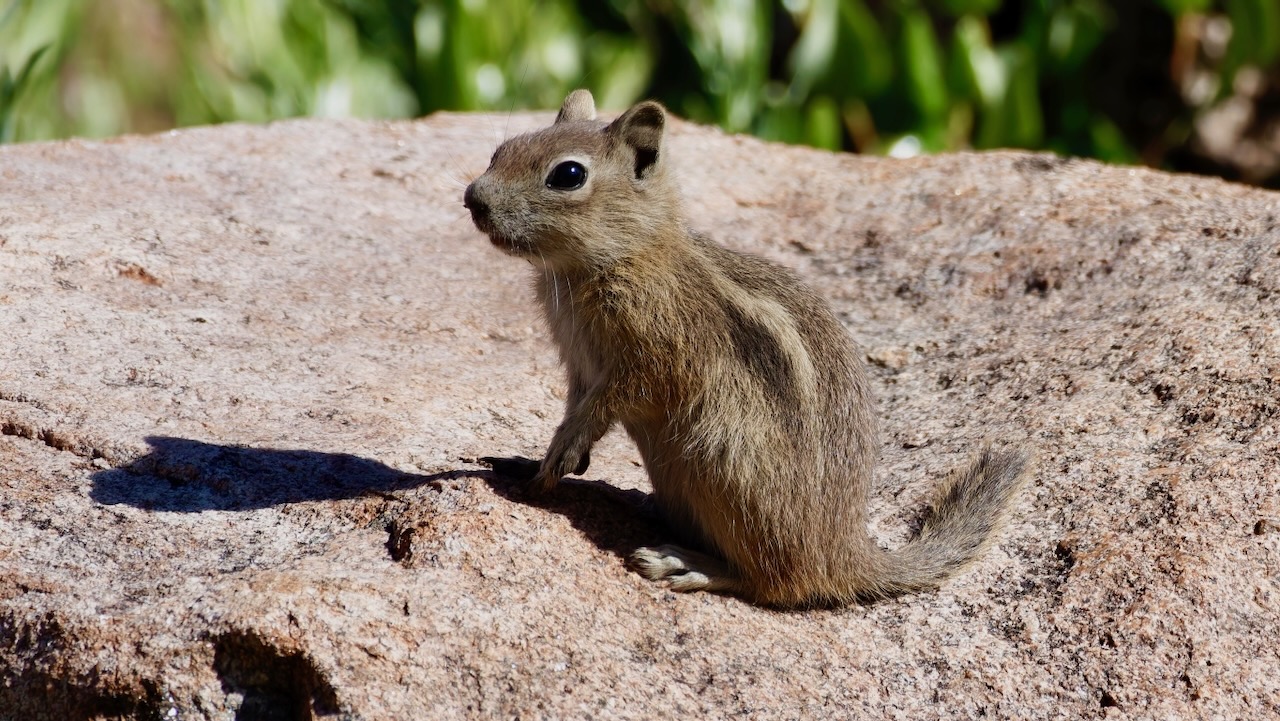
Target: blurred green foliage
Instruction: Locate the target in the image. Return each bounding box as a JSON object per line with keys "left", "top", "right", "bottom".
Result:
{"left": 2, "top": 0, "right": 1279, "bottom": 176}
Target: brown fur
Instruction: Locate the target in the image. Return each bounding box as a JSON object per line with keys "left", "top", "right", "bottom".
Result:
{"left": 463, "top": 90, "right": 1030, "bottom": 607}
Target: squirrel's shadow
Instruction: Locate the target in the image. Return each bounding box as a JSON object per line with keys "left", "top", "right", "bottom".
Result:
{"left": 90, "top": 435, "right": 463, "bottom": 512}
{"left": 89, "top": 438, "right": 664, "bottom": 560}
{"left": 478, "top": 457, "right": 667, "bottom": 559}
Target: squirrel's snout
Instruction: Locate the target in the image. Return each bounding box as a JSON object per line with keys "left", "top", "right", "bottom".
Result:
{"left": 463, "top": 182, "right": 488, "bottom": 220}
{"left": 464, "top": 181, "right": 510, "bottom": 250}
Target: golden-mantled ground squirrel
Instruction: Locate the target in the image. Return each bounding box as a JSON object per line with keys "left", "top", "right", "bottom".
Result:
{"left": 464, "top": 90, "right": 1029, "bottom": 607}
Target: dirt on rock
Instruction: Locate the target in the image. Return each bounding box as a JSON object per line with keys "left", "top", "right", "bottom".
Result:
{"left": 0, "top": 111, "right": 1277, "bottom": 720}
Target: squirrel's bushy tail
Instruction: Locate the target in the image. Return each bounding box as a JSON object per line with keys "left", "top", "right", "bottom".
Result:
{"left": 865, "top": 447, "right": 1030, "bottom": 600}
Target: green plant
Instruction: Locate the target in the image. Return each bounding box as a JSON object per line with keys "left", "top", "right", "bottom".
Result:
{"left": 0, "top": 44, "right": 46, "bottom": 142}
{"left": 2, "top": 0, "right": 1279, "bottom": 184}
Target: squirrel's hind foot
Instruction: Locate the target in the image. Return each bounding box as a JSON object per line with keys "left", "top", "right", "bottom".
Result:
{"left": 629, "top": 544, "right": 742, "bottom": 594}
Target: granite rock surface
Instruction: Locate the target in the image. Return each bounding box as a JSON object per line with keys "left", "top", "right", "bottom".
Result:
{"left": 1, "top": 111, "right": 1277, "bottom": 720}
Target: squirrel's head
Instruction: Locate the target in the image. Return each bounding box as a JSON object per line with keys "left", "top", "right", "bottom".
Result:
{"left": 464, "top": 89, "right": 681, "bottom": 272}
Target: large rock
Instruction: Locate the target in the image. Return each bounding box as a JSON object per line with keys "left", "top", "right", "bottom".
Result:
{"left": 1, "top": 109, "right": 1276, "bottom": 720}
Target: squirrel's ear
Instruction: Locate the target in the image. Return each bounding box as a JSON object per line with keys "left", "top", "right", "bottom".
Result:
{"left": 556, "top": 89, "right": 597, "bottom": 124}
{"left": 607, "top": 100, "right": 666, "bottom": 180}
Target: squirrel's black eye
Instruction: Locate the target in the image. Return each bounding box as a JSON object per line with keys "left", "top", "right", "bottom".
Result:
{"left": 546, "top": 161, "right": 587, "bottom": 190}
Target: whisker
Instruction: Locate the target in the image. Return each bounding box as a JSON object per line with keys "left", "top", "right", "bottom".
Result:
{"left": 564, "top": 267, "right": 575, "bottom": 326}
{"left": 552, "top": 269, "right": 560, "bottom": 315}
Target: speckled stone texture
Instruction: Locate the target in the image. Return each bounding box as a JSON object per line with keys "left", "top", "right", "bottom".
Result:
{"left": 0, "top": 111, "right": 1277, "bottom": 720}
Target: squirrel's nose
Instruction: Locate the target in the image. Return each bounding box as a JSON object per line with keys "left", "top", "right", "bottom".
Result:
{"left": 463, "top": 183, "right": 487, "bottom": 217}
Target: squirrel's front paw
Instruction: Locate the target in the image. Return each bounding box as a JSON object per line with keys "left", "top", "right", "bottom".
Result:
{"left": 529, "top": 468, "right": 560, "bottom": 495}
{"left": 531, "top": 447, "right": 590, "bottom": 494}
